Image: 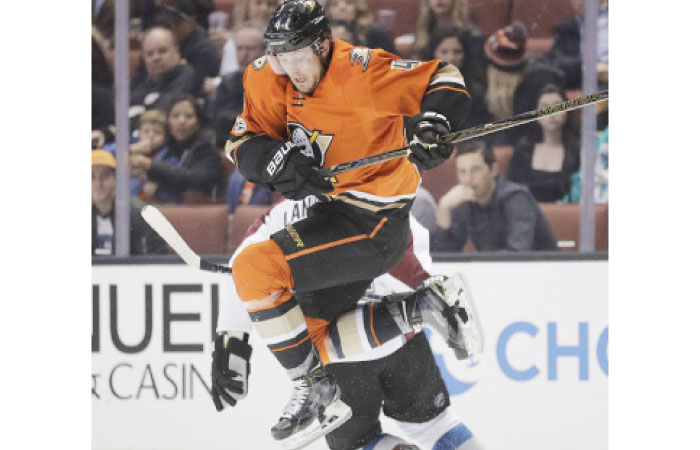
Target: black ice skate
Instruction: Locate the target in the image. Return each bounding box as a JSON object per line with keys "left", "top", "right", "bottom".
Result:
{"left": 385, "top": 273, "right": 484, "bottom": 360}
{"left": 271, "top": 366, "right": 352, "bottom": 450}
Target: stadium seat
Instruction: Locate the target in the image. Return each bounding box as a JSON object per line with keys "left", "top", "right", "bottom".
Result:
{"left": 511, "top": 0, "right": 575, "bottom": 37}
{"left": 538, "top": 203, "right": 608, "bottom": 252}
{"left": 464, "top": 0, "right": 512, "bottom": 37}
{"left": 226, "top": 205, "right": 270, "bottom": 253}
{"left": 156, "top": 204, "right": 229, "bottom": 255}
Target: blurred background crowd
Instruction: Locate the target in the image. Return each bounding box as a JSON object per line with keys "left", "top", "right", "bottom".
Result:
{"left": 91, "top": 0, "right": 609, "bottom": 257}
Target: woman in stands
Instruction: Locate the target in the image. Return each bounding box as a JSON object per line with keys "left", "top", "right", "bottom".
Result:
{"left": 324, "top": 0, "right": 396, "bottom": 53}
{"left": 129, "top": 94, "right": 221, "bottom": 203}
{"left": 412, "top": 0, "right": 477, "bottom": 58}
{"left": 425, "top": 25, "right": 489, "bottom": 126}
{"left": 507, "top": 84, "right": 580, "bottom": 203}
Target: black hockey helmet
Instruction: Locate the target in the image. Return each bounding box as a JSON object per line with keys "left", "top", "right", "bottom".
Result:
{"left": 264, "top": 0, "right": 331, "bottom": 54}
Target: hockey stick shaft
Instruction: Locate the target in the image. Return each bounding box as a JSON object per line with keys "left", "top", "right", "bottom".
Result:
{"left": 320, "top": 90, "right": 608, "bottom": 178}
{"left": 140, "top": 205, "right": 232, "bottom": 274}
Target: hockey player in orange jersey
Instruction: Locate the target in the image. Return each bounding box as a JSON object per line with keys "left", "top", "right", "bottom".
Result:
{"left": 223, "top": 1, "right": 471, "bottom": 448}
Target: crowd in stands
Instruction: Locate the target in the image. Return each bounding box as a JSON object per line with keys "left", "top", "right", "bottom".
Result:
{"left": 92, "top": 0, "right": 609, "bottom": 257}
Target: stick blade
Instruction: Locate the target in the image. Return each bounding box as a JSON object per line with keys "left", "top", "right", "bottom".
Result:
{"left": 140, "top": 205, "right": 202, "bottom": 269}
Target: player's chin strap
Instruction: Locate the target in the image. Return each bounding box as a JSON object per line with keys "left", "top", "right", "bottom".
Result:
{"left": 317, "top": 90, "right": 608, "bottom": 183}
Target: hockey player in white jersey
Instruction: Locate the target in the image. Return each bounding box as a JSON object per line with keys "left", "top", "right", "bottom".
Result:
{"left": 212, "top": 195, "right": 485, "bottom": 450}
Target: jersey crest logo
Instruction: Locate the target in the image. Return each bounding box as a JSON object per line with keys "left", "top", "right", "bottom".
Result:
{"left": 252, "top": 55, "right": 268, "bottom": 71}
{"left": 349, "top": 48, "right": 372, "bottom": 72}
{"left": 391, "top": 59, "right": 421, "bottom": 71}
{"left": 288, "top": 122, "right": 333, "bottom": 167}
{"left": 234, "top": 117, "right": 247, "bottom": 134}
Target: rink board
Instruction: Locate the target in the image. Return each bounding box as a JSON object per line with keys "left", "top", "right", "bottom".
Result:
{"left": 92, "top": 260, "right": 608, "bottom": 450}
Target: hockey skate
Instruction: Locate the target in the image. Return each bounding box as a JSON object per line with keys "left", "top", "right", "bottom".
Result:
{"left": 385, "top": 273, "right": 485, "bottom": 360}
{"left": 271, "top": 366, "right": 352, "bottom": 450}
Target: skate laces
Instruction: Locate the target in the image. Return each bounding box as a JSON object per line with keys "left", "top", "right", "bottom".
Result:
{"left": 281, "top": 377, "right": 311, "bottom": 419}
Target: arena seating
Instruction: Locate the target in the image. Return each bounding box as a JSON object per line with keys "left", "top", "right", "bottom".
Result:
{"left": 226, "top": 205, "right": 270, "bottom": 253}
{"left": 156, "top": 204, "right": 229, "bottom": 254}
{"left": 539, "top": 202, "right": 608, "bottom": 251}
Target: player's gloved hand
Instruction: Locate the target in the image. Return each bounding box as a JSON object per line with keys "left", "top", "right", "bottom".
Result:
{"left": 404, "top": 111, "right": 453, "bottom": 170}
{"left": 211, "top": 332, "right": 252, "bottom": 411}
{"left": 262, "top": 141, "right": 334, "bottom": 200}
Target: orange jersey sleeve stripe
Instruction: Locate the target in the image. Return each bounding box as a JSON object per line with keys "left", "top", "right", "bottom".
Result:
{"left": 284, "top": 218, "right": 388, "bottom": 261}
{"left": 425, "top": 85, "right": 471, "bottom": 97}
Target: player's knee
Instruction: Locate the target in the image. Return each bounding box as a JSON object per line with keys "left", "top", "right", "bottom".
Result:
{"left": 232, "top": 239, "right": 293, "bottom": 302}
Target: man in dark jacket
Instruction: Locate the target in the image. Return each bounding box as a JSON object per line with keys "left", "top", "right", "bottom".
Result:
{"left": 129, "top": 26, "right": 197, "bottom": 131}
{"left": 432, "top": 140, "right": 557, "bottom": 252}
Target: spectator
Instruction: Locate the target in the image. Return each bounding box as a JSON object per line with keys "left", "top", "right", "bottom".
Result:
{"left": 507, "top": 84, "right": 580, "bottom": 203}
{"left": 224, "top": 170, "right": 273, "bottom": 213}
{"left": 210, "top": 0, "right": 278, "bottom": 75}
{"left": 103, "top": 110, "right": 182, "bottom": 202}
{"left": 411, "top": 185, "right": 438, "bottom": 234}
{"left": 483, "top": 21, "right": 528, "bottom": 121}
{"left": 425, "top": 24, "right": 489, "bottom": 128}
{"left": 129, "top": 94, "right": 222, "bottom": 202}
{"left": 547, "top": 0, "right": 609, "bottom": 90}
{"left": 566, "top": 126, "right": 608, "bottom": 204}
{"left": 329, "top": 19, "right": 357, "bottom": 44}
{"left": 207, "top": 22, "right": 266, "bottom": 147}
{"left": 432, "top": 140, "right": 557, "bottom": 252}
{"left": 324, "top": 0, "right": 396, "bottom": 53}
{"left": 91, "top": 149, "right": 167, "bottom": 256}
{"left": 92, "top": 26, "right": 115, "bottom": 148}
{"left": 151, "top": 0, "right": 221, "bottom": 96}
{"left": 412, "top": 0, "right": 477, "bottom": 59}
{"left": 129, "top": 26, "right": 197, "bottom": 131}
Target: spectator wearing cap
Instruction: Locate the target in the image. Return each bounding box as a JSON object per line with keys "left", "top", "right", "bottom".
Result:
{"left": 91, "top": 150, "right": 167, "bottom": 256}
{"left": 129, "top": 26, "right": 198, "bottom": 131}
{"left": 483, "top": 21, "right": 528, "bottom": 122}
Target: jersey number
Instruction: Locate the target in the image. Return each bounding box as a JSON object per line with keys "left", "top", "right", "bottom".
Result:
{"left": 391, "top": 60, "right": 420, "bottom": 71}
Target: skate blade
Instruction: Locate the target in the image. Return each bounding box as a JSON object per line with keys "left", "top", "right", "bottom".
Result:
{"left": 278, "top": 399, "right": 352, "bottom": 450}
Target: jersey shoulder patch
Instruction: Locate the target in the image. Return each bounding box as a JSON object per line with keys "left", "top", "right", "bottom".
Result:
{"left": 252, "top": 55, "right": 268, "bottom": 71}
{"left": 349, "top": 48, "right": 372, "bottom": 72}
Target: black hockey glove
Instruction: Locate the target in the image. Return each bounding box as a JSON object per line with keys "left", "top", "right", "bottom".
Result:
{"left": 404, "top": 111, "right": 454, "bottom": 170}
{"left": 211, "top": 333, "right": 252, "bottom": 411}
{"left": 261, "top": 141, "right": 333, "bottom": 200}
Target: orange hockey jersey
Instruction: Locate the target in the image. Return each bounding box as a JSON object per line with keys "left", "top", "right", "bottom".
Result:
{"left": 227, "top": 38, "right": 469, "bottom": 205}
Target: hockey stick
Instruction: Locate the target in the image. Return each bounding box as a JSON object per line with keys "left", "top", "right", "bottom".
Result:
{"left": 140, "top": 205, "right": 232, "bottom": 274}
{"left": 318, "top": 90, "right": 608, "bottom": 180}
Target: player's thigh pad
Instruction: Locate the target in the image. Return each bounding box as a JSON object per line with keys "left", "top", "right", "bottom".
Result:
{"left": 381, "top": 332, "right": 451, "bottom": 423}
{"left": 271, "top": 201, "right": 410, "bottom": 292}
